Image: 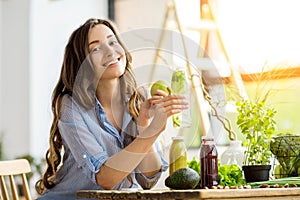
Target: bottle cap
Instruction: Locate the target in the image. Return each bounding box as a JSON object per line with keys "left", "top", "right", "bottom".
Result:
{"left": 172, "top": 136, "right": 184, "bottom": 140}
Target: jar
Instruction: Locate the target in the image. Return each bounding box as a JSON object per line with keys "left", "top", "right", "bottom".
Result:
{"left": 220, "top": 140, "right": 244, "bottom": 168}
{"left": 200, "top": 136, "right": 218, "bottom": 188}
{"left": 169, "top": 136, "right": 187, "bottom": 175}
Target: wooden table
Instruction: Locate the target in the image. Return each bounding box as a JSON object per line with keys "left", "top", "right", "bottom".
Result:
{"left": 76, "top": 188, "right": 300, "bottom": 200}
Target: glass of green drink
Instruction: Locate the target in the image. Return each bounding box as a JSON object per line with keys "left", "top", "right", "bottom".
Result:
{"left": 171, "top": 68, "right": 192, "bottom": 128}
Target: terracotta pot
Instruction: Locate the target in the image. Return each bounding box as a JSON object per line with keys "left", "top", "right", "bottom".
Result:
{"left": 242, "top": 165, "right": 271, "bottom": 182}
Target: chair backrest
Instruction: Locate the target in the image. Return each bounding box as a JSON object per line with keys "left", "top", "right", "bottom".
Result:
{"left": 0, "top": 159, "right": 32, "bottom": 200}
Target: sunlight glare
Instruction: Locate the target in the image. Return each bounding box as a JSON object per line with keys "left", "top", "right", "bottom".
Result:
{"left": 217, "top": 0, "right": 300, "bottom": 73}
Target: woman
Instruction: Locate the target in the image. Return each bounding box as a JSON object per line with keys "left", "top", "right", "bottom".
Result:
{"left": 35, "top": 18, "right": 188, "bottom": 199}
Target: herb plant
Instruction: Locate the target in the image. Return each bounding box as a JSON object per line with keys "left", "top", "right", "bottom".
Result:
{"left": 236, "top": 99, "right": 277, "bottom": 165}
{"left": 218, "top": 164, "right": 245, "bottom": 186}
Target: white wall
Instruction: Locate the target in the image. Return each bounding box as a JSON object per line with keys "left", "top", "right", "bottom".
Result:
{"left": 1, "top": 0, "right": 30, "bottom": 159}
{"left": 0, "top": 0, "right": 108, "bottom": 159}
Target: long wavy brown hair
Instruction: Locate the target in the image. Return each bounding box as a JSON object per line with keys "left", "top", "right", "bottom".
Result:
{"left": 35, "top": 18, "right": 145, "bottom": 195}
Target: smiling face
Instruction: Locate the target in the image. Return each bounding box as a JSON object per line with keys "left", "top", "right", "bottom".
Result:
{"left": 88, "top": 24, "right": 126, "bottom": 81}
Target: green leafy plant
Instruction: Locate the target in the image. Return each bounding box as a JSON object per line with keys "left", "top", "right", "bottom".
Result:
{"left": 218, "top": 164, "right": 245, "bottom": 186}
{"left": 270, "top": 134, "right": 300, "bottom": 177}
{"left": 188, "top": 157, "right": 200, "bottom": 174}
{"left": 236, "top": 99, "right": 277, "bottom": 165}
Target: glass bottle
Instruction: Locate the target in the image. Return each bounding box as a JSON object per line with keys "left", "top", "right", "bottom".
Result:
{"left": 169, "top": 136, "right": 187, "bottom": 175}
{"left": 220, "top": 140, "right": 244, "bottom": 168}
{"left": 171, "top": 67, "right": 192, "bottom": 128}
{"left": 200, "top": 136, "right": 218, "bottom": 188}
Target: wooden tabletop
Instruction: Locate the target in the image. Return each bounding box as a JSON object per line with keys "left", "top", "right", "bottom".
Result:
{"left": 76, "top": 187, "right": 300, "bottom": 200}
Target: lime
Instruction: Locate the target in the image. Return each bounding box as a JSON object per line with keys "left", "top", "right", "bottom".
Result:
{"left": 150, "top": 80, "right": 170, "bottom": 96}
{"left": 172, "top": 114, "right": 181, "bottom": 128}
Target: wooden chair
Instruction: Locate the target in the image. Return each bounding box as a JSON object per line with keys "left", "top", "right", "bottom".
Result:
{"left": 0, "top": 159, "right": 32, "bottom": 200}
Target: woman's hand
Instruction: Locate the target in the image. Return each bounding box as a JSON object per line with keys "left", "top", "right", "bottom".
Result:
{"left": 137, "top": 89, "right": 170, "bottom": 127}
{"left": 137, "top": 99, "right": 153, "bottom": 128}
{"left": 139, "top": 89, "right": 188, "bottom": 137}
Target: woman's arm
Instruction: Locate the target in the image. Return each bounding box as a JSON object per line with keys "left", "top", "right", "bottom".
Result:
{"left": 135, "top": 93, "right": 162, "bottom": 178}
{"left": 137, "top": 146, "right": 161, "bottom": 178}
{"left": 96, "top": 125, "right": 161, "bottom": 189}
{"left": 96, "top": 93, "right": 187, "bottom": 189}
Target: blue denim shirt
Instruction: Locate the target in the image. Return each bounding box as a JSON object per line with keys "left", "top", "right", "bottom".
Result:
{"left": 37, "top": 95, "right": 167, "bottom": 200}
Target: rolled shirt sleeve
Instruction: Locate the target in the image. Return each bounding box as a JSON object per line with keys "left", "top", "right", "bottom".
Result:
{"left": 58, "top": 96, "right": 110, "bottom": 184}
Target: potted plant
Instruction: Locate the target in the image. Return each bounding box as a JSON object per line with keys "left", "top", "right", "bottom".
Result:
{"left": 236, "top": 99, "right": 277, "bottom": 182}
{"left": 270, "top": 133, "right": 300, "bottom": 178}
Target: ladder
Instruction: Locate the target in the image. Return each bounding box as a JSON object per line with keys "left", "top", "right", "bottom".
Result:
{"left": 197, "top": 0, "right": 248, "bottom": 100}
{"left": 150, "top": 0, "right": 244, "bottom": 140}
{"left": 149, "top": 0, "right": 211, "bottom": 137}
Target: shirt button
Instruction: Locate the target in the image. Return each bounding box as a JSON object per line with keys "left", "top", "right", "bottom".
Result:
{"left": 83, "top": 154, "right": 87, "bottom": 159}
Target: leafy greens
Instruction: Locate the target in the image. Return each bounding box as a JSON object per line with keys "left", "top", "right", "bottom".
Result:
{"left": 218, "top": 164, "right": 245, "bottom": 186}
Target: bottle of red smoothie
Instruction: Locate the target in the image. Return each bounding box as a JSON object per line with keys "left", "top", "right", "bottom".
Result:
{"left": 200, "top": 135, "right": 218, "bottom": 188}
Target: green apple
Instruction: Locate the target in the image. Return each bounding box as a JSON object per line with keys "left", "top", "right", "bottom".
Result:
{"left": 150, "top": 80, "right": 170, "bottom": 96}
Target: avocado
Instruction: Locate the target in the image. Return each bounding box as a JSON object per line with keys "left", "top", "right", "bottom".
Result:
{"left": 165, "top": 168, "right": 200, "bottom": 189}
